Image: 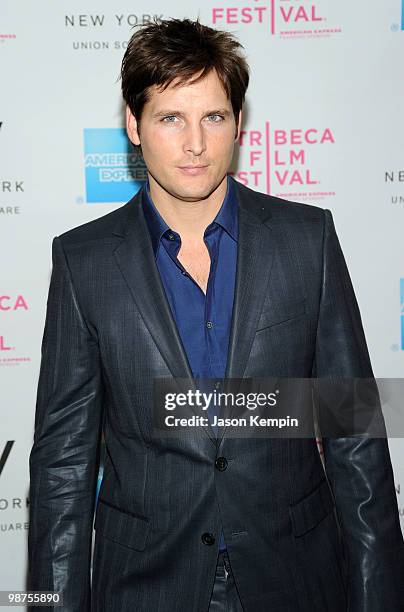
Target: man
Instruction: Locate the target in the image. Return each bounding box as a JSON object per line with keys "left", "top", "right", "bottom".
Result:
{"left": 28, "top": 17, "right": 404, "bottom": 612}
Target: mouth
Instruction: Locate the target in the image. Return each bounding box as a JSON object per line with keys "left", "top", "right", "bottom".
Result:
{"left": 177, "top": 165, "right": 209, "bottom": 176}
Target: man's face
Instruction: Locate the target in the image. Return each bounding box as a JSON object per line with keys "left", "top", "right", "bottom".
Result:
{"left": 126, "top": 69, "right": 242, "bottom": 202}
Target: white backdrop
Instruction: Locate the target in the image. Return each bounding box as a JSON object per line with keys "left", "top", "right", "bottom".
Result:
{"left": 1, "top": 0, "right": 403, "bottom": 605}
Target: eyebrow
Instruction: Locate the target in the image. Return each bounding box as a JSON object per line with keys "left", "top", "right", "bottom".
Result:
{"left": 152, "top": 108, "right": 232, "bottom": 119}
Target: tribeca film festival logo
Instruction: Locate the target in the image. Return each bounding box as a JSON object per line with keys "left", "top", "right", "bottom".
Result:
{"left": 64, "top": 13, "right": 164, "bottom": 51}
{"left": 0, "top": 294, "right": 31, "bottom": 367}
{"left": 82, "top": 128, "right": 146, "bottom": 204}
{"left": 210, "top": 0, "right": 342, "bottom": 39}
{"left": 229, "top": 123, "right": 336, "bottom": 201}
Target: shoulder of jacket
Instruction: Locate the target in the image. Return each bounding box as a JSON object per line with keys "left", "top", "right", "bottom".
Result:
{"left": 234, "top": 179, "right": 327, "bottom": 224}
{"left": 57, "top": 199, "right": 133, "bottom": 247}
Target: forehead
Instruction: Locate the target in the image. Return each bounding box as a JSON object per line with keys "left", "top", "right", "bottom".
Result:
{"left": 145, "top": 69, "right": 231, "bottom": 111}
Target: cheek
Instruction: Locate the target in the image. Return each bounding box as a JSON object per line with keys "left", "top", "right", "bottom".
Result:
{"left": 142, "top": 131, "right": 175, "bottom": 162}
{"left": 208, "top": 132, "right": 236, "bottom": 159}
{"left": 207, "top": 124, "right": 236, "bottom": 145}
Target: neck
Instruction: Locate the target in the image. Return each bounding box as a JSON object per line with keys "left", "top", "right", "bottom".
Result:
{"left": 148, "top": 174, "right": 228, "bottom": 240}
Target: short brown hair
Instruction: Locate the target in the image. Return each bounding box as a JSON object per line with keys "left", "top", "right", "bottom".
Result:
{"left": 120, "top": 18, "right": 249, "bottom": 127}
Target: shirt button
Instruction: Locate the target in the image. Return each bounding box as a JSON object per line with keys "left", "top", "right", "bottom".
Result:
{"left": 201, "top": 532, "right": 215, "bottom": 546}
{"left": 206, "top": 321, "right": 213, "bottom": 329}
{"left": 168, "top": 233, "right": 175, "bottom": 241}
{"left": 215, "top": 457, "right": 228, "bottom": 471}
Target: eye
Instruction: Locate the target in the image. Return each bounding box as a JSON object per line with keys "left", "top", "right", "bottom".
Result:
{"left": 207, "top": 114, "right": 225, "bottom": 122}
{"left": 161, "top": 115, "right": 178, "bottom": 123}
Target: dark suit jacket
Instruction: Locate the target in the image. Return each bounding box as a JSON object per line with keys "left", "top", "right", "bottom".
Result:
{"left": 28, "top": 177, "right": 404, "bottom": 611}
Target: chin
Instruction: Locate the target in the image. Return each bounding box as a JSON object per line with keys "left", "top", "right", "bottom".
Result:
{"left": 173, "top": 190, "right": 210, "bottom": 202}
{"left": 173, "top": 180, "right": 223, "bottom": 202}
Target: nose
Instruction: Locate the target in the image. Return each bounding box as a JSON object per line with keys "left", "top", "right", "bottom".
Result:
{"left": 183, "top": 121, "right": 206, "bottom": 157}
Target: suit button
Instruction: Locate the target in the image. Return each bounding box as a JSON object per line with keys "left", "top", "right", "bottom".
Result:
{"left": 201, "top": 532, "right": 215, "bottom": 545}
{"left": 215, "top": 456, "right": 228, "bottom": 471}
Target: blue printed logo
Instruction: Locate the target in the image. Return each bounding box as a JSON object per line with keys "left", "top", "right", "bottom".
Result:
{"left": 401, "top": 279, "right": 404, "bottom": 350}
{"left": 84, "top": 128, "right": 147, "bottom": 203}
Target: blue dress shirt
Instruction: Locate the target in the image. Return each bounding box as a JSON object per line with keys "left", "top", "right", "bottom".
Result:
{"left": 142, "top": 175, "right": 238, "bottom": 552}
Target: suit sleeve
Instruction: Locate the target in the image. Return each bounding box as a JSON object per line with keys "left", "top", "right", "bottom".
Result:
{"left": 312, "top": 209, "right": 404, "bottom": 612}
{"left": 28, "top": 236, "right": 104, "bottom": 611}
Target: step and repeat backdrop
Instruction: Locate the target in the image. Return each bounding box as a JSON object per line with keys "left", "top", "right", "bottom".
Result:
{"left": 1, "top": 0, "right": 403, "bottom": 602}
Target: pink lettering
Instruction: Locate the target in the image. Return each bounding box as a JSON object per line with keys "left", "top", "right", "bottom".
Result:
{"left": 250, "top": 150, "right": 262, "bottom": 166}
{"left": 291, "top": 130, "right": 302, "bottom": 145}
{"left": 229, "top": 171, "right": 248, "bottom": 186}
{"left": 290, "top": 149, "right": 305, "bottom": 164}
{"left": 312, "top": 6, "right": 322, "bottom": 21}
{"left": 280, "top": 6, "right": 322, "bottom": 24}
{"left": 274, "top": 130, "right": 287, "bottom": 145}
{"left": 321, "top": 128, "right": 335, "bottom": 143}
{"left": 250, "top": 171, "right": 262, "bottom": 186}
{"left": 227, "top": 8, "right": 238, "bottom": 23}
{"left": 212, "top": 6, "right": 267, "bottom": 25}
{"left": 274, "top": 129, "right": 334, "bottom": 145}
{"left": 305, "top": 129, "right": 317, "bottom": 144}
{"left": 241, "top": 7, "right": 253, "bottom": 23}
{"left": 229, "top": 170, "right": 262, "bottom": 187}
{"left": 254, "top": 6, "right": 267, "bottom": 23}
{"left": 295, "top": 7, "right": 310, "bottom": 22}
{"left": 212, "top": 7, "right": 224, "bottom": 24}
{"left": 239, "top": 130, "right": 247, "bottom": 146}
{"left": 280, "top": 6, "right": 294, "bottom": 22}
{"left": 0, "top": 336, "right": 12, "bottom": 351}
{"left": 250, "top": 131, "right": 262, "bottom": 146}
{"left": 0, "top": 296, "right": 11, "bottom": 310}
{"left": 274, "top": 150, "right": 305, "bottom": 165}
{"left": 0, "top": 295, "right": 28, "bottom": 310}
{"left": 239, "top": 130, "right": 263, "bottom": 147}
{"left": 274, "top": 151, "right": 286, "bottom": 166}
{"left": 275, "top": 170, "right": 317, "bottom": 186}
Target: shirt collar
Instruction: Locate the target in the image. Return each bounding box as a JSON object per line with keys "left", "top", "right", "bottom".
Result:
{"left": 142, "top": 175, "right": 238, "bottom": 258}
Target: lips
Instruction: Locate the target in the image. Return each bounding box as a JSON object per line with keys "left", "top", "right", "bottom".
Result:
{"left": 177, "top": 165, "right": 209, "bottom": 175}
{"left": 178, "top": 165, "right": 208, "bottom": 169}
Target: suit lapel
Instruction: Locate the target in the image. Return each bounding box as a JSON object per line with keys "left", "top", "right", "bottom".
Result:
{"left": 111, "top": 179, "right": 277, "bottom": 445}
{"left": 112, "top": 189, "right": 217, "bottom": 444}
{"left": 225, "top": 184, "right": 276, "bottom": 380}
{"left": 216, "top": 181, "right": 277, "bottom": 442}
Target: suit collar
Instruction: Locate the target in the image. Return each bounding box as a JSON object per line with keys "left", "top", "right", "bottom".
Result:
{"left": 112, "top": 175, "right": 273, "bottom": 239}
{"left": 141, "top": 175, "right": 239, "bottom": 258}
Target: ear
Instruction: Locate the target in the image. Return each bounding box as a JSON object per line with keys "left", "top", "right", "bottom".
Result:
{"left": 234, "top": 109, "right": 243, "bottom": 142}
{"left": 126, "top": 105, "right": 141, "bottom": 146}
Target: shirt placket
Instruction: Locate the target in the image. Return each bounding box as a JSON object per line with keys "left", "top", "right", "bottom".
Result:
{"left": 203, "top": 226, "right": 224, "bottom": 378}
